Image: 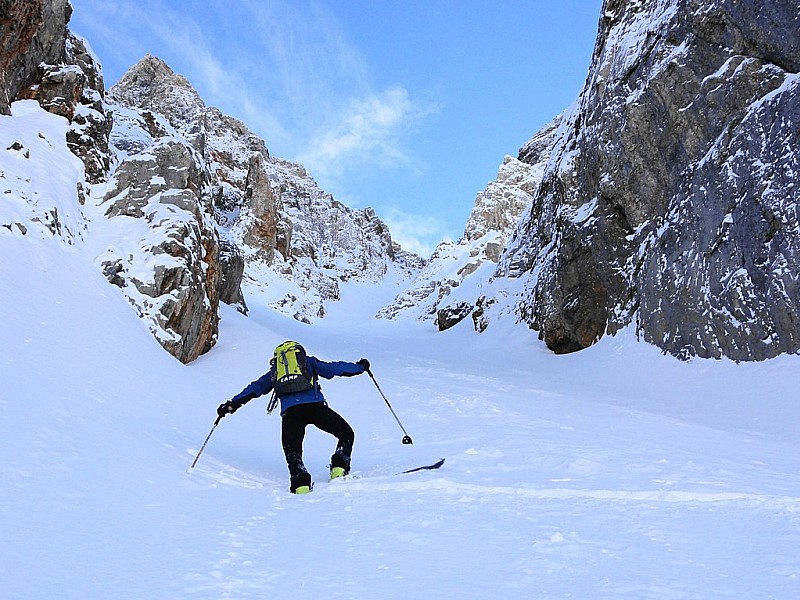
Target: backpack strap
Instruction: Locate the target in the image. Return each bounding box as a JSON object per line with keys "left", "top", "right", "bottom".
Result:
{"left": 266, "top": 390, "right": 279, "bottom": 415}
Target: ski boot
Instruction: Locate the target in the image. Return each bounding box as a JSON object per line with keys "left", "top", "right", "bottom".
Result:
{"left": 329, "top": 466, "right": 347, "bottom": 481}
{"left": 289, "top": 468, "right": 312, "bottom": 495}
{"left": 329, "top": 443, "right": 351, "bottom": 482}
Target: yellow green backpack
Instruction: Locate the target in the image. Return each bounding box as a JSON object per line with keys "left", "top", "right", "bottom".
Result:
{"left": 271, "top": 341, "right": 315, "bottom": 397}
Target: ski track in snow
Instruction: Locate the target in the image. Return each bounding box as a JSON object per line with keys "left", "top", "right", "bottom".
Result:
{"left": 179, "top": 463, "right": 800, "bottom": 600}
{"left": 331, "top": 477, "right": 800, "bottom": 508}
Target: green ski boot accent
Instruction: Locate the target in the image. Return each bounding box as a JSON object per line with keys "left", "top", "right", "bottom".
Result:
{"left": 330, "top": 466, "right": 346, "bottom": 481}
{"left": 293, "top": 485, "right": 312, "bottom": 494}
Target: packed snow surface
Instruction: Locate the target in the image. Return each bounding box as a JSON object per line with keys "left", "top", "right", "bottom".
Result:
{"left": 3, "top": 103, "right": 800, "bottom": 600}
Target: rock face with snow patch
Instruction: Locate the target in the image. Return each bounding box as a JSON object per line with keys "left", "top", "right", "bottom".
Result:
{"left": 109, "top": 55, "right": 415, "bottom": 323}
{"left": 0, "top": 0, "right": 71, "bottom": 115}
{"left": 60, "top": 33, "right": 112, "bottom": 185}
{"left": 1, "top": 2, "right": 112, "bottom": 184}
{"left": 100, "top": 136, "right": 221, "bottom": 363}
{"left": 379, "top": 122, "right": 556, "bottom": 328}
{"left": 495, "top": 0, "right": 800, "bottom": 360}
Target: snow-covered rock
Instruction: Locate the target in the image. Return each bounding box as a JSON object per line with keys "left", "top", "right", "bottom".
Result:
{"left": 98, "top": 135, "right": 222, "bottom": 363}
{"left": 109, "top": 55, "right": 419, "bottom": 323}
{"left": 0, "top": 100, "right": 88, "bottom": 244}
{"left": 61, "top": 33, "right": 113, "bottom": 185}
{"left": 497, "top": 0, "right": 800, "bottom": 360}
{"left": 379, "top": 118, "right": 557, "bottom": 328}
{"left": 387, "top": 0, "right": 800, "bottom": 361}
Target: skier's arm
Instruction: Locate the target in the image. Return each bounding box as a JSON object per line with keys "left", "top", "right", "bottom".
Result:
{"left": 231, "top": 371, "right": 274, "bottom": 405}
{"left": 218, "top": 370, "right": 274, "bottom": 417}
{"left": 308, "top": 356, "right": 368, "bottom": 379}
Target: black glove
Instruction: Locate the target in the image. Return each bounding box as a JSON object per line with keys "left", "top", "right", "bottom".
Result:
{"left": 217, "top": 401, "right": 238, "bottom": 418}
{"left": 357, "top": 358, "right": 370, "bottom": 372}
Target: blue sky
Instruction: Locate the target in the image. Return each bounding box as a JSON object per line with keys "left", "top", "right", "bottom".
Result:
{"left": 68, "top": 0, "right": 602, "bottom": 256}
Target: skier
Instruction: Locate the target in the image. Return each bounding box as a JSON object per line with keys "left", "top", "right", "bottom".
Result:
{"left": 217, "top": 341, "right": 370, "bottom": 494}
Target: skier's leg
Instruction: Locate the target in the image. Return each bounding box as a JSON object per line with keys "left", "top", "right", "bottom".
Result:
{"left": 281, "top": 405, "right": 312, "bottom": 492}
{"left": 309, "top": 403, "right": 354, "bottom": 474}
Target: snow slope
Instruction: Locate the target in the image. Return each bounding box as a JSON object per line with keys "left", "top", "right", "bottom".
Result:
{"left": 3, "top": 103, "right": 800, "bottom": 600}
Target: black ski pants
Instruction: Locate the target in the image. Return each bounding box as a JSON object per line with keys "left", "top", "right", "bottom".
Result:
{"left": 281, "top": 402, "right": 354, "bottom": 476}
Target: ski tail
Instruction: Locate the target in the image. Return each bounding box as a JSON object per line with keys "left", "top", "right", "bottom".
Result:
{"left": 399, "top": 458, "right": 445, "bottom": 474}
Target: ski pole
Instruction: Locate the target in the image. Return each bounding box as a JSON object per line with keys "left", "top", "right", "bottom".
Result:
{"left": 366, "top": 369, "right": 413, "bottom": 445}
{"left": 190, "top": 415, "right": 222, "bottom": 469}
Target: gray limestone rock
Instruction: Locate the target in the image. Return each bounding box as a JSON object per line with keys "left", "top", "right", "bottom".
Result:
{"left": 109, "top": 55, "right": 409, "bottom": 323}
{"left": 379, "top": 127, "right": 556, "bottom": 324}
{"left": 217, "top": 237, "right": 247, "bottom": 313}
{"left": 0, "top": 0, "right": 71, "bottom": 114}
{"left": 102, "top": 138, "right": 221, "bottom": 363}
{"left": 501, "top": 0, "right": 800, "bottom": 360}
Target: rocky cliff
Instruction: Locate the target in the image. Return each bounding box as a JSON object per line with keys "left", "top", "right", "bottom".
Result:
{"left": 2, "top": 3, "right": 229, "bottom": 363}
{"left": 379, "top": 116, "right": 558, "bottom": 328}
{"left": 388, "top": 0, "right": 800, "bottom": 361}
{"left": 0, "top": 0, "right": 70, "bottom": 115}
{"left": 500, "top": 0, "right": 800, "bottom": 360}
{"left": 107, "top": 55, "right": 419, "bottom": 324}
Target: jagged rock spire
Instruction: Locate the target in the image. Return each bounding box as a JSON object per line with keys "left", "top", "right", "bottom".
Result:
{"left": 108, "top": 54, "right": 206, "bottom": 138}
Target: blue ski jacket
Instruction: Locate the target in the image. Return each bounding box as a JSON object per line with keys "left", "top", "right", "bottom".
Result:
{"left": 230, "top": 356, "right": 366, "bottom": 415}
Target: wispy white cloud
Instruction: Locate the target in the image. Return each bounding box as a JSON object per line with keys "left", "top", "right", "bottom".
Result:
{"left": 141, "top": 10, "right": 292, "bottom": 144}
{"left": 154, "top": 1, "right": 383, "bottom": 157}
{"left": 147, "top": 2, "right": 439, "bottom": 178}
{"left": 382, "top": 207, "right": 454, "bottom": 259}
{"left": 73, "top": 0, "right": 436, "bottom": 164}
{"left": 296, "top": 87, "right": 432, "bottom": 181}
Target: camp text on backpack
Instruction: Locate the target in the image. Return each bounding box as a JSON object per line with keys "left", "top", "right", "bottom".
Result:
{"left": 271, "top": 341, "right": 316, "bottom": 396}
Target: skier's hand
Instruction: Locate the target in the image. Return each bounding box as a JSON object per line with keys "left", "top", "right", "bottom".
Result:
{"left": 217, "top": 401, "right": 237, "bottom": 418}
{"left": 357, "top": 358, "right": 370, "bottom": 372}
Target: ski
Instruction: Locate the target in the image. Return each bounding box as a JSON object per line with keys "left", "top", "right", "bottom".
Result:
{"left": 398, "top": 457, "right": 445, "bottom": 474}
{"left": 325, "top": 458, "right": 445, "bottom": 487}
